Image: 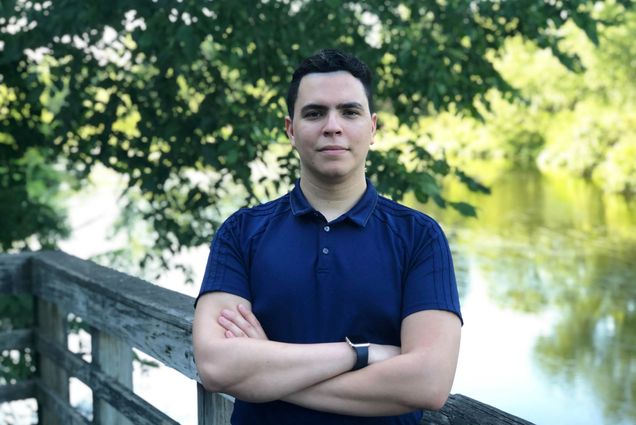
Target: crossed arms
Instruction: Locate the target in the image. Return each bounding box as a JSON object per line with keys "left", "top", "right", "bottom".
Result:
{"left": 192, "top": 291, "right": 461, "bottom": 416}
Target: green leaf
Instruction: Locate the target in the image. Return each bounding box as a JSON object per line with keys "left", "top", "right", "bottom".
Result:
{"left": 450, "top": 201, "right": 477, "bottom": 217}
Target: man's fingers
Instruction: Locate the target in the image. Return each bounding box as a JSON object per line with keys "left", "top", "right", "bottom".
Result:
{"left": 217, "top": 306, "right": 268, "bottom": 340}
{"left": 238, "top": 304, "right": 265, "bottom": 332}
{"left": 220, "top": 308, "right": 257, "bottom": 337}
{"left": 218, "top": 315, "right": 246, "bottom": 337}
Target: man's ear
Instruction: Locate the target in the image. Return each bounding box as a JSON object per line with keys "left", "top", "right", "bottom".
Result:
{"left": 285, "top": 116, "right": 296, "bottom": 148}
{"left": 370, "top": 113, "right": 377, "bottom": 146}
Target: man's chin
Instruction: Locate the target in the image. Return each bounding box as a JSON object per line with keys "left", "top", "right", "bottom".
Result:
{"left": 309, "top": 169, "right": 358, "bottom": 184}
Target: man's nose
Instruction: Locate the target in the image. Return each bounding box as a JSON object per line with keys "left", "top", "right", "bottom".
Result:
{"left": 322, "top": 111, "right": 343, "bottom": 136}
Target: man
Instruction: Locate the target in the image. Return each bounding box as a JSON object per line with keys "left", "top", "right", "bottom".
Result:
{"left": 192, "top": 49, "right": 462, "bottom": 425}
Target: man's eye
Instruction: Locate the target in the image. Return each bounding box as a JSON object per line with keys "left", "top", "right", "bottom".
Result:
{"left": 343, "top": 109, "right": 360, "bottom": 117}
{"left": 303, "top": 111, "right": 322, "bottom": 119}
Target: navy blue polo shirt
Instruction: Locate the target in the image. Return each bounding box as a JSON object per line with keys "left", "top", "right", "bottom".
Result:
{"left": 197, "top": 179, "right": 462, "bottom": 425}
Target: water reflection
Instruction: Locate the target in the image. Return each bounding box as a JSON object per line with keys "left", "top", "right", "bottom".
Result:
{"left": 412, "top": 168, "right": 636, "bottom": 424}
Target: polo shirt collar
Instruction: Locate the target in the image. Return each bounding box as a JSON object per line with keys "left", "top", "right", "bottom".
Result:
{"left": 289, "top": 178, "right": 378, "bottom": 227}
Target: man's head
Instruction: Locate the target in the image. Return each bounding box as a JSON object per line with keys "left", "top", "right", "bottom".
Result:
{"left": 286, "top": 49, "right": 374, "bottom": 120}
{"left": 284, "top": 50, "right": 377, "bottom": 185}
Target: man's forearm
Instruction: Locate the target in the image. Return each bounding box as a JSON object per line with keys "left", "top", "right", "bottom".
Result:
{"left": 201, "top": 297, "right": 459, "bottom": 413}
{"left": 196, "top": 337, "right": 355, "bottom": 402}
{"left": 283, "top": 351, "right": 451, "bottom": 416}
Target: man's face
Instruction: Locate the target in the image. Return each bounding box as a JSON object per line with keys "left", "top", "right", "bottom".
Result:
{"left": 285, "top": 71, "right": 377, "bottom": 184}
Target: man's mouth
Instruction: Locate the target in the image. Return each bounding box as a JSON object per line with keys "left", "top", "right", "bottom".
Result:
{"left": 318, "top": 145, "right": 349, "bottom": 152}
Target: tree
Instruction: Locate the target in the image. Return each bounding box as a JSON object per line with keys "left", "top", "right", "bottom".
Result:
{"left": 0, "top": 0, "right": 630, "bottom": 261}
{"left": 415, "top": 3, "right": 636, "bottom": 194}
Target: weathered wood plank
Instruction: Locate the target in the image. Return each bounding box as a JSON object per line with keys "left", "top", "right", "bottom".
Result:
{"left": 192, "top": 391, "right": 535, "bottom": 425}
{"left": 92, "top": 328, "right": 133, "bottom": 425}
{"left": 35, "top": 333, "right": 178, "bottom": 425}
{"left": 0, "top": 252, "right": 33, "bottom": 294}
{"left": 197, "top": 384, "right": 234, "bottom": 425}
{"left": 36, "top": 379, "right": 92, "bottom": 425}
{"left": 0, "top": 380, "right": 35, "bottom": 403}
{"left": 37, "top": 298, "right": 68, "bottom": 425}
{"left": 31, "top": 250, "right": 198, "bottom": 380}
{"left": 2, "top": 251, "right": 537, "bottom": 425}
{"left": 0, "top": 328, "right": 33, "bottom": 351}
{"left": 420, "top": 394, "right": 535, "bottom": 425}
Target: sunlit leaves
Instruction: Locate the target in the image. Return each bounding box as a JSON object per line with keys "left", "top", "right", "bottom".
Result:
{"left": 1, "top": 0, "right": 630, "bottom": 257}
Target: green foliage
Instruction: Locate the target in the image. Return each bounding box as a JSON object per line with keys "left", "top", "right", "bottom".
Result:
{"left": 0, "top": 295, "right": 33, "bottom": 329}
{"left": 0, "top": 147, "right": 71, "bottom": 251}
{"left": 0, "top": 295, "right": 36, "bottom": 384}
{"left": 0, "top": 349, "right": 35, "bottom": 384}
{"left": 423, "top": 3, "right": 636, "bottom": 194}
{"left": 594, "top": 137, "right": 636, "bottom": 193}
{"left": 367, "top": 138, "right": 489, "bottom": 216}
{"left": 1, "top": 0, "right": 627, "bottom": 256}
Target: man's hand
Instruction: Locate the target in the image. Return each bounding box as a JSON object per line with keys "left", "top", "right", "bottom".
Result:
{"left": 218, "top": 304, "right": 269, "bottom": 340}
{"left": 217, "top": 305, "right": 400, "bottom": 365}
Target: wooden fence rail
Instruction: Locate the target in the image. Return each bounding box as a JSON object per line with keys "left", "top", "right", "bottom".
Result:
{"left": 0, "top": 251, "right": 533, "bottom": 425}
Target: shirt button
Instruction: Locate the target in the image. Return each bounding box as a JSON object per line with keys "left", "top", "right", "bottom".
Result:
{"left": 324, "top": 226, "right": 330, "bottom": 232}
{"left": 322, "top": 248, "right": 329, "bottom": 255}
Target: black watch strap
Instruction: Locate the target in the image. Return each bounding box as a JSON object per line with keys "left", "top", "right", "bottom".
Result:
{"left": 346, "top": 337, "right": 369, "bottom": 371}
{"left": 351, "top": 344, "right": 368, "bottom": 371}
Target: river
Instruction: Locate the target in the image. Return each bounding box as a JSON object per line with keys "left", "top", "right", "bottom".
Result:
{"left": 417, "top": 167, "right": 636, "bottom": 425}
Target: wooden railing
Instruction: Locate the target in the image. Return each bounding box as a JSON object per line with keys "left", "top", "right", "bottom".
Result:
{"left": 0, "top": 251, "right": 533, "bottom": 425}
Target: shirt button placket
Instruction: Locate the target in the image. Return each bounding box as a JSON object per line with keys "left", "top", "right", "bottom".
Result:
{"left": 318, "top": 222, "right": 332, "bottom": 271}
{"left": 322, "top": 225, "right": 331, "bottom": 255}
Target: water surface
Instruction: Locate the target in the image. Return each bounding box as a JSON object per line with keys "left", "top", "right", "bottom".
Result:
{"left": 415, "top": 168, "right": 636, "bottom": 425}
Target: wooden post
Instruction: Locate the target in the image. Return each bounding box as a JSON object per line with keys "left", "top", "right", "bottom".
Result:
{"left": 36, "top": 299, "right": 69, "bottom": 425}
{"left": 92, "top": 328, "right": 133, "bottom": 425}
{"left": 197, "top": 384, "right": 233, "bottom": 425}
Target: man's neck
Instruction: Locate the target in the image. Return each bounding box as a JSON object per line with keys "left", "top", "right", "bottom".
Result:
{"left": 299, "top": 174, "right": 367, "bottom": 223}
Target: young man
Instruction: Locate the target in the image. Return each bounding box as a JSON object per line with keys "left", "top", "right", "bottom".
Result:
{"left": 192, "top": 49, "right": 462, "bottom": 425}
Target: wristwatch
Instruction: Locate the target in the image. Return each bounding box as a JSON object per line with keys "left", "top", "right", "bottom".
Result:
{"left": 345, "top": 336, "right": 370, "bottom": 371}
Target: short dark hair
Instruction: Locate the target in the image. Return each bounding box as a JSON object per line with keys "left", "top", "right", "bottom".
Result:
{"left": 286, "top": 49, "right": 374, "bottom": 119}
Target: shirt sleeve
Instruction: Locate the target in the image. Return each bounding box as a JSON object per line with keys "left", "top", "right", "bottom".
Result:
{"left": 195, "top": 213, "right": 251, "bottom": 307}
{"left": 401, "top": 217, "right": 463, "bottom": 324}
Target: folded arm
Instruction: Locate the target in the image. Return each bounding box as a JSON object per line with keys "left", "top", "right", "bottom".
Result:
{"left": 193, "top": 292, "right": 360, "bottom": 402}
{"left": 217, "top": 301, "right": 461, "bottom": 415}
{"left": 283, "top": 310, "right": 461, "bottom": 415}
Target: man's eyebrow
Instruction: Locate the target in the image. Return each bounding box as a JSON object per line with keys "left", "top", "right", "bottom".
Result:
{"left": 300, "top": 104, "right": 328, "bottom": 114}
{"left": 337, "top": 102, "right": 363, "bottom": 110}
{"left": 299, "top": 102, "right": 364, "bottom": 114}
